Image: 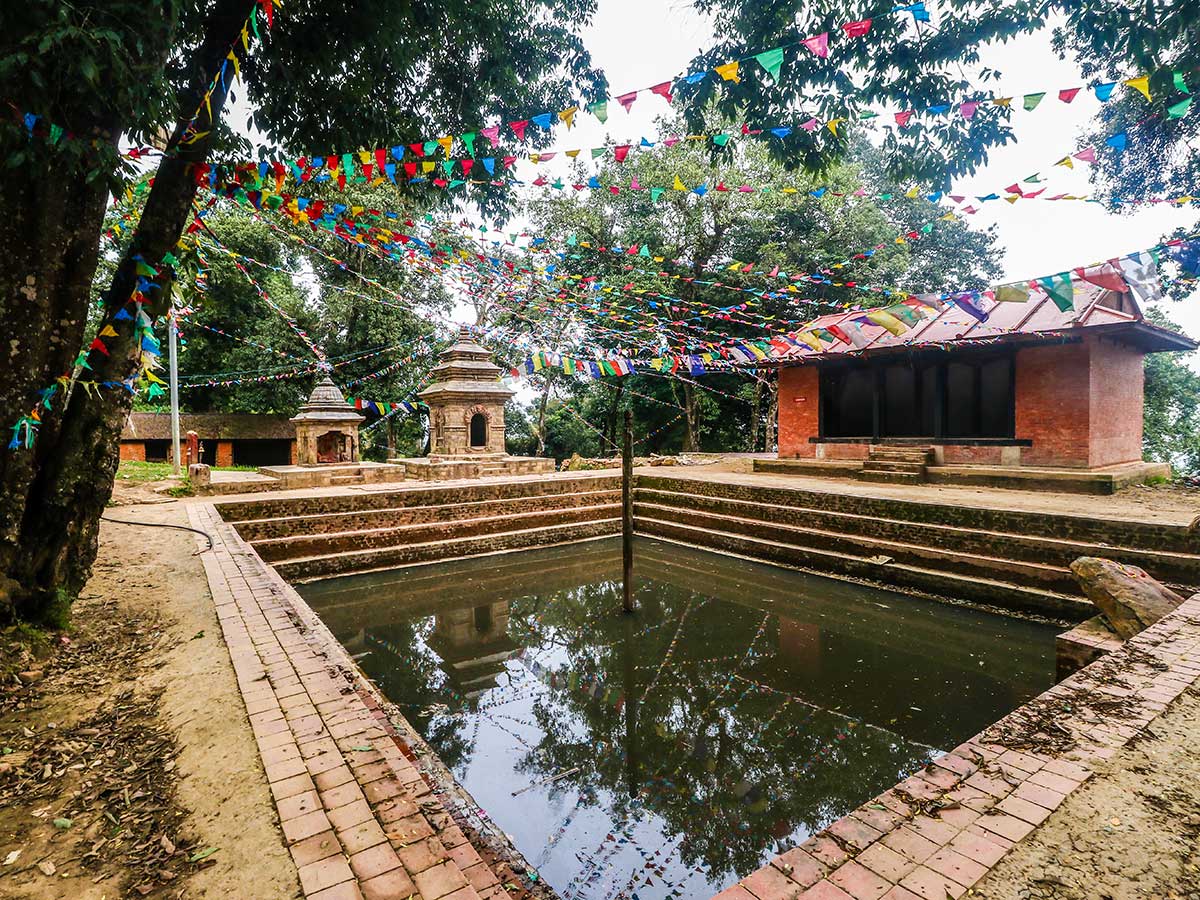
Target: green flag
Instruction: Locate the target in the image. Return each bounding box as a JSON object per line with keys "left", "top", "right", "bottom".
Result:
{"left": 650, "top": 187, "right": 665, "bottom": 202}
{"left": 1168, "top": 97, "right": 1193, "bottom": 119}
{"left": 1038, "top": 273, "right": 1075, "bottom": 312}
{"left": 1022, "top": 92, "right": 1046, "bottom": 111}
{"left": 588, "top": 101, "right": 608, "bottom": 123}
{"left": 1174, "top": 71, "right": 1191, "bottom": 94}
{"left": 755, "top": 47, "right": 785, "bottom": 82}
{"left": 712, "top": 133, "right": 730, "bottom": 146}
{"left": 461, "top": 132, "right": 476, "bottom": 156}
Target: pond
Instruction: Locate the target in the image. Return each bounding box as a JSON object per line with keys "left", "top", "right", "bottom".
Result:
{"left": 298, "top": 537, "right": 1058, "bottom": 900}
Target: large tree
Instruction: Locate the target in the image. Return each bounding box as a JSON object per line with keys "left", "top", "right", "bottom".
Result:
{"left": 0, "top": 0, "right": 604, "bottom": 622}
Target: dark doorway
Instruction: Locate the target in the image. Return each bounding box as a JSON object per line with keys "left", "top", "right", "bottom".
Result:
{"left": 143, "top": 439, "right": 170, "bottom": 462}
{"left": 469, "top": 413, "right": 487, "bottom": 448}
{"left": 317, "top": 431, "right": 344, "bottom": 463}
{"left": 232, "top": 439, "right": 293, "bottom": 467}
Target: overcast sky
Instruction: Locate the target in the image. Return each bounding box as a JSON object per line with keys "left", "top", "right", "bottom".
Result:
{"left": 482, "top": 0, "right": 1200, "bottom": 364}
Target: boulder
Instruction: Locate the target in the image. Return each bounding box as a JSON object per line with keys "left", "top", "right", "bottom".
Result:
{"left": 1069, "top": 556, "right": 1185, "bottom": 640}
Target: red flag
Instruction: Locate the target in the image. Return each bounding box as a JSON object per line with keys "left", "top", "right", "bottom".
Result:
{"left": 510, "top": 120, "right": 528, "bottom": 140}
{"left": 649, "top": 81, "right": 674, "bottom": 104}
{"left": 843, "top": 18, "right": 872, "bottom": 37}
{"left": 614, "top": 145, "right": 631, "bottom": 162}
{"left": 616, "top": 92, "right": 638, "bottom": 112}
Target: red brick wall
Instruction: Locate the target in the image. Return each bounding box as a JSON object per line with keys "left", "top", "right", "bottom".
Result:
{"left": 1087, "top": 336, "right": 1144, "bottom": 468}
{"left": 777, "top": 365, "right": 819, "bottom": 458}
{"left": 1015, "top": 342, "right": 1093, "bottom": 467}
{"left": 119, "top": 442, "right": 146, "bottom": 462}
{"left": 216, "top": 440, "right": 234, "bottom": 468}
{"left": 289, "top": 440, "right": 298, "bottom": 465}
{"left": 941, "top": 445, "right": 1005, "bottom": 465}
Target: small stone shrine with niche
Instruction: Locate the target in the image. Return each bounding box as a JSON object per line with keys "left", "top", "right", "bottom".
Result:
{"left": 397, "top": 326, "right": 555, "bottom": 480}
{"left": 291, "top": 375, "right": 364, "bottom": 466}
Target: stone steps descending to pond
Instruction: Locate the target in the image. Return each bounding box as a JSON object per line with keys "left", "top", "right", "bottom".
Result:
{"left": 633, "top": 474, "right": 1200, "bottom": 617}
{"left": 215, "top": 473, "right": 622, "bottom": 582}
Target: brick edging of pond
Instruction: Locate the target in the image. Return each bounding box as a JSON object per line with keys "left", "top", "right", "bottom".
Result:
{"left": 188, "top": 502, "right": 528, "bottom": 900}
{"left": 718, "top": 595, "right": 1200, "bottom": 900}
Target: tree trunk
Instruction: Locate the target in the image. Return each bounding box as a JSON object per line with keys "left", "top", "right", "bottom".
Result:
{"left": 605, "top": 382, "right": 625, "bottom": 450}
{"left": 534, "top": 373, "right": 554, "bottom": 457}
{"left": 748, "top": 379, "right": 763, "bottom": 452}
{"left": 0, "top": 0, "right": 256, "bottom": 623}
{"left": 681, "top": 382, "right": 700, "bottom": 452}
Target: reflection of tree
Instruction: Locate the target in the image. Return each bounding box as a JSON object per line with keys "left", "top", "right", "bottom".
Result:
{"left": 358, "top": 574, "right": 935, "bottom": 885}
{"left": 500, "top": 580, "right": 929, "bottom": 882}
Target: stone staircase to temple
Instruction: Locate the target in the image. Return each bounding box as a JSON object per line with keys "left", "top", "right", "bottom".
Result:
{"left": 632, "top": 473, "right": 1200, "bottom": 619}
{"left": 216, "top": 472, "right": 622, "bottom": 582}
{"left": 856, "top": 445, "right": 933, "bottom": 484}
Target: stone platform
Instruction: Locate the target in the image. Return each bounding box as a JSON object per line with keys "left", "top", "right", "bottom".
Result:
{"left": 392, "top": 455, "right": 554, "bottom": 481}
{"left": 755, "top": 456, "right": 1171, "bottom": 495}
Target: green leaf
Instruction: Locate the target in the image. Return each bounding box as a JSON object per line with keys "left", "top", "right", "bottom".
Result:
{"left": 189, "top": 847, "right": 218, "bottom": 863}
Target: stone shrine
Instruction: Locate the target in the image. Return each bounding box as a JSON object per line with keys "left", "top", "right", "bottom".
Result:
{"left": 397, "top": 326, "right": 555, "bottom": 480}
{"left": 291, "top": 375, "right": 364, "bottom": 466}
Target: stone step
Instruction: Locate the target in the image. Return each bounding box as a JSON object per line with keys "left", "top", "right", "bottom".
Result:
{"left": 634, "top": 501, "right": 1082, "bottom": 597}
{"left": 635, "top": 474, "right": 1198, "bottom": 554}
{"left": 856, "top": 470, "right": 926, "bottom": 485}
{"left": 275, "top": 519, "right": 621, "bottom": 581}
{"left": 635, "top": 515, "right": 1091, "bottom": 619}
{"left": 235, "top": 489, "right": 621, "bottom": 541}
{"left": 633, "top": 487, "right": 1200, "bottom": 585}
{"left": 861, "top": 460, "right": 927, "bottom": 474}
{"left": 216, "top": 472, "right": 621, "bottom": 522}
{"left": 253, "top": 503, "right": 618, "bottom": 563}
{"left": 868, "top": 447, "right": 933, "bottom": 461}
{"left": 329, "top": 474, "right": 366, "bottom": 485}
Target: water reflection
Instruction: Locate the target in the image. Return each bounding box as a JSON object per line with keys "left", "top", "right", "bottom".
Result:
{"left": 300, "top": 538, "right": 1056, "bottom": 899}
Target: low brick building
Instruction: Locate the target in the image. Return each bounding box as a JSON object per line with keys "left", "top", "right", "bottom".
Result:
{"left": 773, "top": 281, "right": 1196, "bottom": 469}
{"left": 120, "top": 412, "right": 296, "bottom": 467}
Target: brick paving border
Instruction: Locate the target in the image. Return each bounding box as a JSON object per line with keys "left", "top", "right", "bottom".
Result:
{"left": 188, "top": 503, "right": 509, "bottom": 900}
{"left": 718, "top": 594, "right": 1200, "bottom": 900}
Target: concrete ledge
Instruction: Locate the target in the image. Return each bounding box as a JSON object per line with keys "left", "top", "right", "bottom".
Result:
{"left": 1056, "top": 615, "right": 1124, "bottom": 681}
{"left": 927, "top": 461, "right": 1171, "bottom": 495}
{"left": 754, "top": 458, "right": 864, "bottom": 477}
{"left": 720, "top": 593, "right": 1200, "bottom": 900}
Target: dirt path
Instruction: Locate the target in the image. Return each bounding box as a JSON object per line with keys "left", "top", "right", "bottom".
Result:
{"left": 973, "top": 683, "right": 1200, "bottom": 900}
{"left": 0, "top": 497, "right": 298, "bottom": 899}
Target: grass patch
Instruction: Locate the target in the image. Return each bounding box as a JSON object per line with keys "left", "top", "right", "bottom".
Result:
{"left": 116, "top": 461, "right": 176, "bottom": 482}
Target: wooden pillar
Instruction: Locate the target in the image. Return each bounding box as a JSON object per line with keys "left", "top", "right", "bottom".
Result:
{"left": 622, "top": 409, "right": 635, "bottom": 614}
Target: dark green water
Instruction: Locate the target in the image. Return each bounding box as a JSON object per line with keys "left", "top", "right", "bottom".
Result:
{"left": 298, "top": 537, "right": 1057, "bottom": 900}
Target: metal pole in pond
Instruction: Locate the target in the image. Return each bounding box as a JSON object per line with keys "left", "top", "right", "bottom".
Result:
{"left": 622, "top": 409, "right": 635, "bottom": 613}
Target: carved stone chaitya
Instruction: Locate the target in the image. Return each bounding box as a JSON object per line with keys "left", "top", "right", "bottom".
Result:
{"left": 417, "top": 327, "right": 515, "bottom": 459}
{"left": 291, "top": 375, "right": 364, "bottom": 466}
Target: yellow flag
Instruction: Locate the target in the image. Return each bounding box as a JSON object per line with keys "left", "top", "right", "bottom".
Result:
{"left": 795, "top": 331, "right": 822, "bottom": 351}
{"left": 436, "top": 135, "right": 453, "bottom": 155}
{"left": 904, "top": 186, "right": 919, "bottom": 199}
{"left": 530, "top": 154, "right": 541, "bottom": 164}
{"left": 1124, "top": 76, "right": 1151, "bottom": 100}
{"left": 827, "top": 118, "right": 843, "bottom": 135}
{"left": 992, "top": 97, "right": 1012, "bottom": 107}
{"left": 673, "top": 175, "right": 686, "bottom": 190}
{"left": 559, "top": 106, "right": 578, "bottom": 128}
{"left": 358, "top": 150, "right": 371, "bottom": 164}
{"left": 422, "top": 161, "right": 435, "bottom": 173}
{"left": 99, "top": 325, "right": 118, "bottom": 337}
{"left": 715, "top": 61, "right": 740, "bottom": 83}
{"left": 866, "top": 309, "right": 907, "bottom": 335}
{"left": 1054, "top": 156, "right": 1074, "bottom": 169}
{"left": 565, "top": 149, "right": 581, "bottom": 158}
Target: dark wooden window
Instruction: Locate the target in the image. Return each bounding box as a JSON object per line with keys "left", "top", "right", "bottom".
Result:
{"left": 818, "top": 352, "right": 1015, "bottom": 441}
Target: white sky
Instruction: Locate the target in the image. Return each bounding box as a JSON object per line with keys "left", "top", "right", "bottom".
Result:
{"left": 480, "top": 0, "right": 1200, "bottom": 368}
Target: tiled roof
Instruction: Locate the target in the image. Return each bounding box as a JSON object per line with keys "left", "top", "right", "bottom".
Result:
{"left": 121, "top": 412, "right": 295, "bottom": 441}
{"left": 771, "top": 282, "right": 1197, "bottom": 363}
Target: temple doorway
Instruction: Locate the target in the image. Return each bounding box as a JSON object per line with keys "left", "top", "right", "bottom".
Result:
{"left": 469, "top": 413, "right": 487, "bottom": 449}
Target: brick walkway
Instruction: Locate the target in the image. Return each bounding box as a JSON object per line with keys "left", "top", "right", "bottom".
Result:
{"left": 188, "top": 503, "right": 506, "bottom": 900}
{"left": 718, "top": 594, "right": 1200, "bottom": 900}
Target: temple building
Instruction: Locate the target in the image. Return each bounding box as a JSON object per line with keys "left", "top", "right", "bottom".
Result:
{"left": 291, "top": 375, "right": 364, "bottom": 466}
{"left": 768, "top": 280, "right": 1196, "bottom": 486}
{"left": 397, "top": 327, "right": 554, "bottom": 480}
